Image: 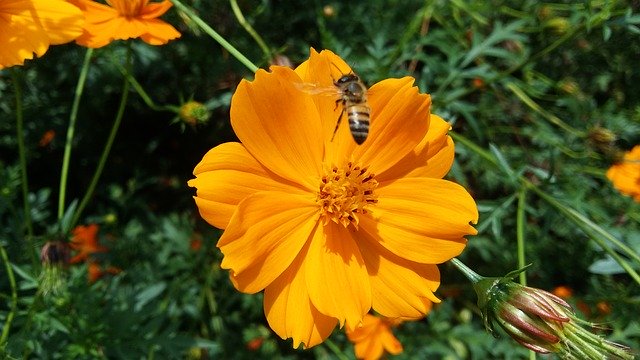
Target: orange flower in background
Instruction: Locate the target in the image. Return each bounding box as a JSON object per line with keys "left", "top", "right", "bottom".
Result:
{"left": 347, "top": 314, "right": 404, "bottom": 360}
{"left": 68, "top": 0, "right": 181, "bottom": 48}
{"left": 551, "top": 285, "right": 573, "bottom": 300}
{"left": 70, "top": 224, "right": 120, "bottom": 282}
{"left": 189, "top": 49, "right": 478, "bottom": 348}
{"left": 70, "top": 224, "right": 106, "bottom": 264}
{"left": 0, "top": 0, "right": 84, "bottom": 69}
{"left": 606, "top": 145, "right": 640, "bottom": 202}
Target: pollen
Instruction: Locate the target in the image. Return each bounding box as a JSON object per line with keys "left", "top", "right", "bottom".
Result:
{"left": 317, "top": 162, "right": 378, "bottom": 228}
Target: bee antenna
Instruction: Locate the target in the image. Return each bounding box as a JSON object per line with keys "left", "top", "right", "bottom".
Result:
{"left": 330, "top": 61, "right": 351, "bottom": 77}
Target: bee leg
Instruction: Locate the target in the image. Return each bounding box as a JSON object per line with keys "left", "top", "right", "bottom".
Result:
{"left": 331, "top": 108, "right": 345, "bottom": 142}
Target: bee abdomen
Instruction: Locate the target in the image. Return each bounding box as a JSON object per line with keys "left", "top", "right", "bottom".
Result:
{"left": 347, "top": 104, "right": 370, "bottom": 144}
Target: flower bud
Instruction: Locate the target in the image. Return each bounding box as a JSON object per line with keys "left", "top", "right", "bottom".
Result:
{"left": 473, "top": 270, "right": 634, "bottom": 359}
{"left": 39, "top": 241, "right": 71, "bottom": 295}
{"left": 179, "top": 101, "right": 210, "bottom": 126}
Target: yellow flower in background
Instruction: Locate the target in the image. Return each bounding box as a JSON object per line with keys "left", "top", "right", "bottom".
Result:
{"left": 189, "top": 49, "right": 478, "bottom": 348}
{"left": 347, "top": 314, "right": 404, "bottom": 360}
{"left": 606, "top": 145, "right": 640, "bottom": 202}
{"left": 68, "top": 0, "right": 181, "bottom": 48}
{"left": 0, "top": 0, "right": 84, "bottom": 69}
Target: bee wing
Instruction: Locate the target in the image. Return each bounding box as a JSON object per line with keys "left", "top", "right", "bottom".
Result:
{"left": 294, "top": 82, "right": 340, "bottom": 97}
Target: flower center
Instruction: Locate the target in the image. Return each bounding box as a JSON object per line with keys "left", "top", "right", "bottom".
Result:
{"left": 317, "top": 162, "right": 378, "bottom": 228}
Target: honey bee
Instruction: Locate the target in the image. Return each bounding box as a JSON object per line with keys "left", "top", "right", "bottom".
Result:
{"left": 332, "top": 73, "right": 370, "bottom": 144}
{"left": 297, "top": 69, "right": 371, "bottom": 144}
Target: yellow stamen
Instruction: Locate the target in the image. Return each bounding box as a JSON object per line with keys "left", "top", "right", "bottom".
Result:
{"left": 317, "top": 162, "right": 378, "bottom": 228}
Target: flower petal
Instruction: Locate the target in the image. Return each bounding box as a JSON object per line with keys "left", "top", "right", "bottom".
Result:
{"left": 305, "top": 223, "right": 371, "bottom": 330}
{"left": 264, "top": 244, "right": 339, "bottom": 349}
{"left": 139, "top": 0, "right": 172, "bottom": 19}
{"left": 139, "top": 19, "right": 180, "bottom": 45}
{"left": 231, "top": 67, "right": 324, "bottom": 190}
{"left": 32, "top": 0, "right": 84, "bottom": 45}
{"left": 378, "top": 114, "right": 455, "bottom": 181}
{"left": 189, "top": 142, "right": 305, "bottom": 229}
{"left": 360, "top": 177, "right": 478, "bottom": 264}
{"left": 353, "top": 77, "right": 431, "bottom": 175}
{"left": 217, "top": 191, "right": 318, "bottom": 293}
{"left": 359, "top": 232, "right": 440, "bottom": 318}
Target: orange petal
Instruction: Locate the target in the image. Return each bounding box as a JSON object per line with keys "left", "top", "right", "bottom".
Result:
{"left": 378, "top": 114, "right": 454, "bottom": 181}
{"left": 231, "top": 67, "right": 324, "bottom": 190}
{"left": 32, "top": 0, "right": 84, "bottom": 45}
{"left": 360, "top": 177, "right": 478, "bottom": 264}
{"left": 218, "top": 192, "right": 318, "bottom": 293}
{"left": 305, "top": 223, "right": 371, "bottom": 330}
{"left": 352, "top": 77, "right": 431, "bottom": 175}
{"left": 359, "top": 233, "right": 440, "bottom": 318}
{"left": 139, "top": 0, "right": 173, "bottom": 19}
{"left": 139, "top": 19, "right": 180, "bottom": 45}
{"left": 264, "top": 245, "right": 338, "bottom": 348}
{"left": 189, "top": 142, "right": 305, "bottom": 229}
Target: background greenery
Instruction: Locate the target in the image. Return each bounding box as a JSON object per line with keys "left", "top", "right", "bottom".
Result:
{"left": 1, "top": 0, "right": 639, "bottom": 359}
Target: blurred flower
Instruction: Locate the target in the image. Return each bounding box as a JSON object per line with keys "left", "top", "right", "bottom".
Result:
{"left": 551, "top": 285, "right": 573, "bottom": 300}
{"left": 596, "top": 301, "right": 611, "bottom": 316}
{"left": 38, "top": 130, "right": 56, "bottom": 147}
{"left": 0, "top": 0, "right": 84, "bottom": 69}
{"left": 606, "top": 145, "right": 640, "bottom": 202}
{"left": 39, "top": 240, "right": 71, "bottom": 294}
{"left": 68, "top": 0, "right": 181, "bottom": 48}
{"left": 245, "top": 337, "right": 264, "bottom": 351}
{"left": 179, "top": 101, "right": 210, "bottom": 126}
{"left": 473, "top": 268, "right": 633, "bottom": 359}
{"left": 346, "top": 314, "right": 404, "bottom": 360}
{"left": 70, "top": 224, "right": 106, "bottom": 263}
{"left": 189, "top": 49, "right": 478, "bottom": 348}
{"left": 69, "top": 224, "right": 119, "bottom": 282}
{"left": 87, "top": 262, "right": 120, "bottom": 283}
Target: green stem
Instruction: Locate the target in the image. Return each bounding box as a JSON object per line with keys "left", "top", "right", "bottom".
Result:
{"left": 452, "top": 130, "right": 640, "bottom": 285}
{"left": 170, "top": 0, "right": 259, "bottom": 73}
{"left": 10, "top": 69, "right": 36, "bottom": 267}
{"left": 527, "top": 184, "right": 640, "bottom": 286}
{"left": 229, "top": 0, "right": 272, "bottom": 61}
{"left": 70, "top": 47, "right": 132, "bottom": 228}
{"left": 449, "top": 258, "right": 485, "bottom": 284}
{"left": 323, "top": 338, "right": 349, "bottom": 360}
{"left": 58, "top": 48, "right": 94, "bottom": 221}
{"left": 0, "top": 245, "right": 18, "bottom": 348}
{"left": 113, "top": 60, "right": 178, "bottom": 113}
{"left": 516, "top": 186, "right": 527, "bottom": 286}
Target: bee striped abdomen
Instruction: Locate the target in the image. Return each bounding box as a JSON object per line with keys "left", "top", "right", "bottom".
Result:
{"left": 346, "top": 104, "right": 370, "bottom": 144}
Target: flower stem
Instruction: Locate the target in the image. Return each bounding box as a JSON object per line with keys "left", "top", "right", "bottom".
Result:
{"left": 516, "top": 186, "right": 527, "bottom": 286}
{"left": 229, "top": 0, "right": 272, "bottom": 61}
{"left": 111, "top": 57, "right": 178, "bottom": 113}
{"left": 70, "top": 47, "right": 132, "bottom": 228}
{"left": 452, "top": 131, "right": 640, "bottom": 286}
{"left": 10, "top": 69, "right": 36, "bottom": 266}
{"left": 58, "top": 48, "right": 94, "bottom": 221}
{"left": 170, "top": 0, "right": 259, "bottom": 73}
{"left": 0, "top": 244, "right": 18, "bottom": 348}
{"left": 323, "top": 338, "right": 350, "bottom": 360}
{"left": 449, "top": 258, "right": 484, "bottom": 284}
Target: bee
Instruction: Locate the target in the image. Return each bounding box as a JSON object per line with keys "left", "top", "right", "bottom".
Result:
{"left": 297, "top": 69, "right": 371, "bottom": 144}
{"left": 331, "top": 73, "right": 370, "bottom": 144}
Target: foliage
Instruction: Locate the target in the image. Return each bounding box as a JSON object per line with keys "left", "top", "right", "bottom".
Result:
{"left": 1, "top": 0, "right": 639, "bottom": 359}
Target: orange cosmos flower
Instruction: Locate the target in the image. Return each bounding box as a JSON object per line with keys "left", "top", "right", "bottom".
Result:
{"left": 347, "top": 314, "right": 404, "bottom": 360}
{"left": 0, "top": 0, "right": 84, "bottom": 69}
{"left": 188, "top": 49, "right": 478, "bottom": 348}
{"left": 69, "top": 224, "right": 106, "bottom": 264}
{"left": 68, "top": 0, "right": 181, "bottom": 48}
{"left": 606, "top": 145, "right": 640, "bottom": 202}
